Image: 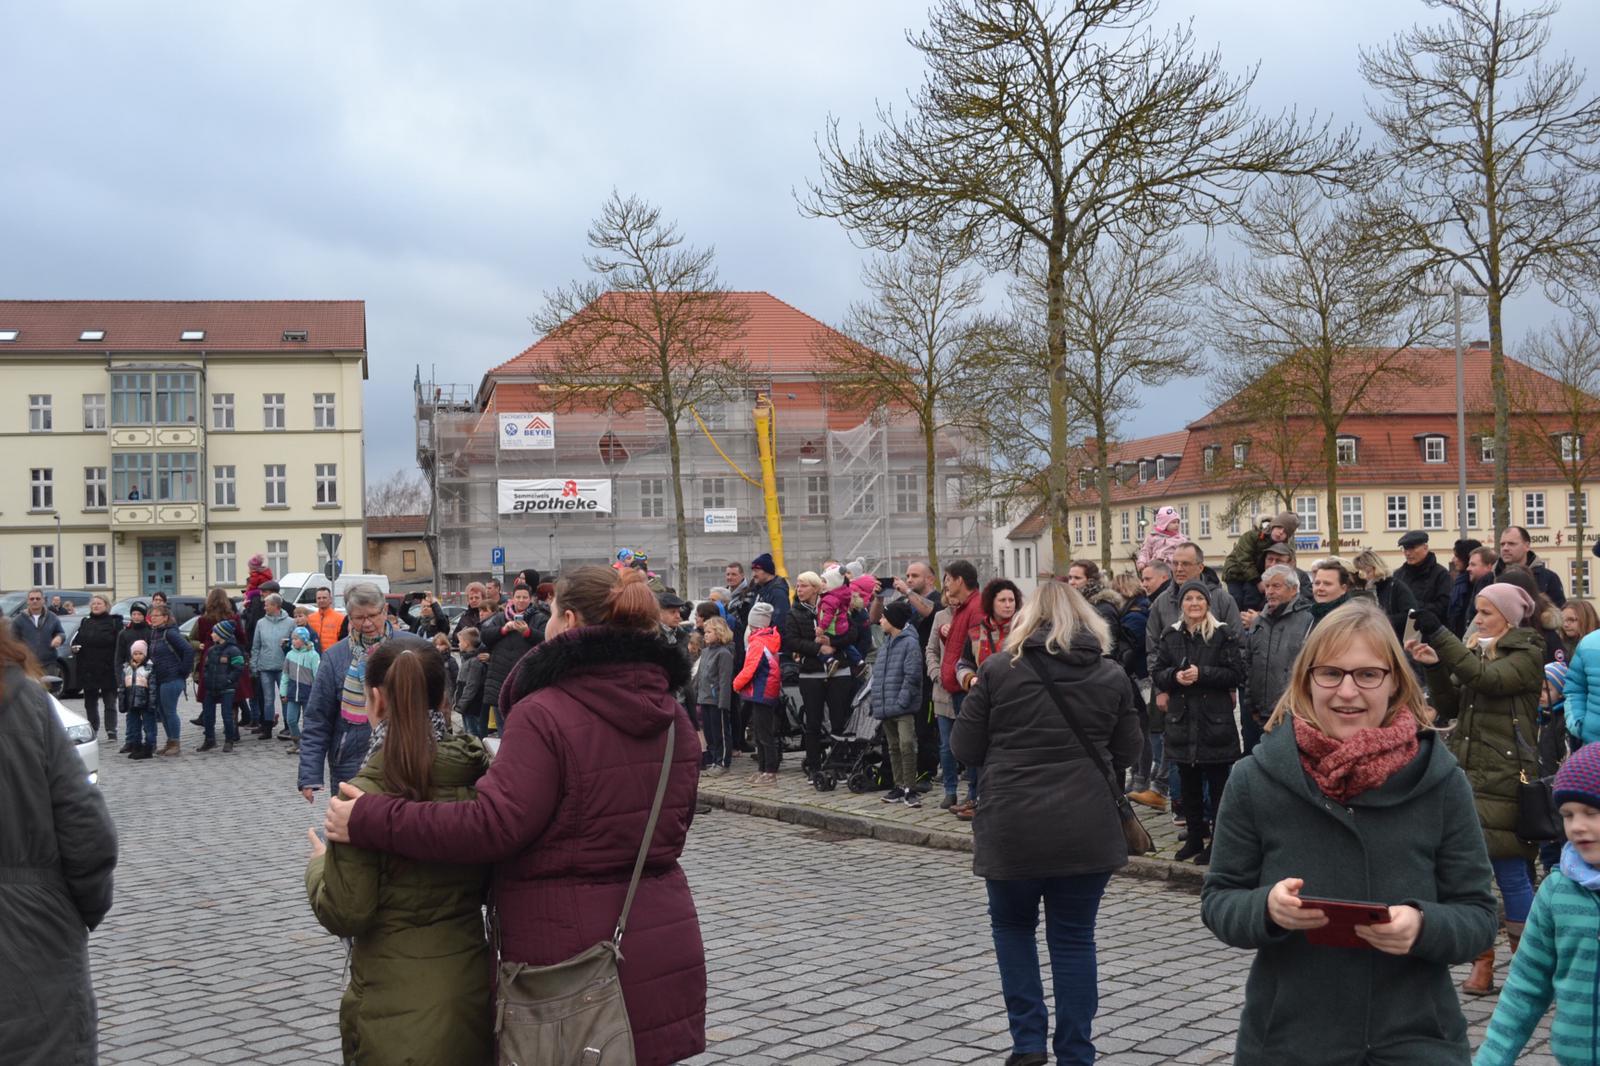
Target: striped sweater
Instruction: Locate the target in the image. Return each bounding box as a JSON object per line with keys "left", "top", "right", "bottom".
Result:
{"left": 1475, "top": 865, "right": 1600, "bottom": 1065}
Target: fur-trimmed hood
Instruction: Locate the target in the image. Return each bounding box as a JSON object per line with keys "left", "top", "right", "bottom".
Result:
{"left": 502, "top": 625, "right": 691, "bottom": 736}
{"left": 1085, "top": 584, "right": 1125, "bottom": 612}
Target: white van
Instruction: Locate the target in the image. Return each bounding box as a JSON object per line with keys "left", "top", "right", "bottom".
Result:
{"left": 275, "top": 572, "right": 392, "bottom": 610}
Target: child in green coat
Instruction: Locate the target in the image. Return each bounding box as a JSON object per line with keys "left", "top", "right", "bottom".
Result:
{"left": 1476, "top": 740, "right": 1600, "bottom": 1066}
{"left": 305, "top": 640, "right": 492, "bottom": 1066}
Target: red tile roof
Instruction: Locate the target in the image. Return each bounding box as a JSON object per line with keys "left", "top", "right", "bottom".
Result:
{"left": 1007, "top": 503, "right": 1050, "bottom": 539}
{"left": 0, "top": 300, "right": 366, "bottom": 352}
{"left": 366, "top": 515, "right": 427, "bottom": 536}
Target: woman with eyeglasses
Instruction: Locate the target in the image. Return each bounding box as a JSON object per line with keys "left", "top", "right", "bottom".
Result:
{"left": 1203, "top": 603, "right": 1496, "bottom": 1065}
{"left": 1407, "top": 583, "right": 1545, "bottom": 997}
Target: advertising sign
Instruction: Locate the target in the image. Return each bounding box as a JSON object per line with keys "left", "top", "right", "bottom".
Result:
{"left": 703, "top": 508, "right": 738, "bottom": 533}
{"left": 497, "top": 478, "right": 612, "bottom": 515}
{"left": 498, "top": 412, "right": 556, "bottom": 450}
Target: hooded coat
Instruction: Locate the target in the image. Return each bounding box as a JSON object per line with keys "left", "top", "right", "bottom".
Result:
{"left": 344, "top": 627, "right": 706, "bottom": 1066}
{"left": 1238, "top": 596, "right": 1314, "bottom": 725}
{"left": 1201, "top": 725, "right": 1497, "bottom": 1065}
{"left": 1151, "top": 609, "right": 1244, "bottom": 765}
{"left": 71, "top": 610, "right": 121, "bottom": 690}
{"left": 1424, "top": 625, "right": 1546, "bottom": 860}
{"left": 0, "top": 665, "right": 117, "bottom": 1066}
{"left": 950, "top": 629, "right": 1141, "bottom": 879}
{"left": 1394, "top": 551, "right": 1453, "bottom": 619}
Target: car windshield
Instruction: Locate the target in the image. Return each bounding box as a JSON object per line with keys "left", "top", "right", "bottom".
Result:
{"left": 0, "top": 592, "right": 27, "bottom": 616}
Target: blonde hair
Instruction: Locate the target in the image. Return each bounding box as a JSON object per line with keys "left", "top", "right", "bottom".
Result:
{"left": 1351, "top": 548, "right": 1390, "bottom": 582}
{"left": 1176, "top": 585, "right": 1220, "bottom": 642}
{"left": 1265, "top": 601, "right": 1435, "bottom": 734}
{"left": 701, "top": 616, "right": 733, "bottom": 646}
{"left": 1001, "top": 581, "right": 1110, "bottom": 659}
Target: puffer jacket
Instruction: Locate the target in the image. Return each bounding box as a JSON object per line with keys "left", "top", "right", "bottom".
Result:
{"left": 345, "top": 627, "right": 706, "bottom": 1066}
{"left": 951, "top": 628, "right": 1140, "bottom": 879}
{"left": 1564, "top": 629, "right": 1600, "bottom": 746}
{"left": 1083, "top": 584, "right": 1125, "bottom": 664}
{"left": 1222, "top": 526, "right": 1270, "bottom": 584}
{"left": 1239, "top": 597, "right": 1314, "bottom": 725}
{"left": 201, "top": 639, "right": 245, "bottom": 696}
{"left": 694, "top": 642, "right": 735, "bottom": 712}
{"left": 146, "top": 622, "right": 194, "bottom": 687}
{"left": 306, "top": 736, "right": 492, "bottom": 1066}
{"left": 115, "top": 620, "right": 150, "bottom": 677}
{"left": 869, "top": 628, "right": 923, "bottom": 720}
{"left": 781, "top": 598, "right": 825, "bottom": 676}
{"left": 480, "top": 604, "right": 547, "bottom": 715}
{"left": 1424, "top": 624, "right": 1544, "bottom": 860}
{"left": 279, "top": 646, "right": 320, "bottom": 706}
{"left": 0, "top": 664, "right": 117, "bottom": 1066}
{"left": 734, "top": 626, "right": 782, "bottom": 705}
{"left": 71, "top": 611, "right": 121, "bottom": 689}
{"left": 1151, "top": 621, "right": 1244, "bottom": 765}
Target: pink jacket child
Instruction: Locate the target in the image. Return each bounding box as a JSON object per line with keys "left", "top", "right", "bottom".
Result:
{"left": 818, "top": 575, "right": 879, "bottom": 670}
{"left": 1136, "top": 506, "right": 1184, "bottom": 572}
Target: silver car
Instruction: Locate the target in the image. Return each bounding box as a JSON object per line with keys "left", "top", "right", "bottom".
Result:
{"left": 44, "top": 679, "right": 100, "bottom": 786}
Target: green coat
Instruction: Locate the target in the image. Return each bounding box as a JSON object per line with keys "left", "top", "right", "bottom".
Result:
{"left": 1222, "top": 527, "right": 1267, "bottom": 583}
{"left": 1202, "top": 725, "right": 1497, "bottom": 1065}
{"left": 1425, "top": 626, "right": 1544, "bottom": 861}
{"left": 306, "top": 735, "right": 493, "bottom": 1066}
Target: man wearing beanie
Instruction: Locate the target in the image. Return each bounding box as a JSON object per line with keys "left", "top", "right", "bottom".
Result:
{"left": 748, "top": 551, "right": 791, "bottom": 633}
{"left": 1222, "top": 511, "right": 1299, "bottom": 612}
{"left": 872, "top": 600, "right": 925, "bottom": 807}
{"left": 1478, "top": 741, "right": 1600, "bottom": 1064}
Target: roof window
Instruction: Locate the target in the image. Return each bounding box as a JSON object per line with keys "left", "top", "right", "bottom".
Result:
{"left": 79, "top": 330, "right": 105, "bottom": 342}
{"left": 0, "top": 330, "right": 17, "bottom": 342}
{"left": 180, "top": 330, "right": 205, "bottom": 342}
{"left": 282, "top": 329, "right": 308, "bottom": 342}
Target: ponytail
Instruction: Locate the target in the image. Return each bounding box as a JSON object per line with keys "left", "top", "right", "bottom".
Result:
{"left": 553, "top": 565, "right": 660, "bottom": 633}
{"left": 365, "top": 641, "right": 447, "bottom": 801}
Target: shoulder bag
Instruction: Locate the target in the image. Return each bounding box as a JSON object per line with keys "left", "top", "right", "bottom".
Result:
{"left": 1019, "top": 650, "right": 1154, "bottom": 856}
{"left": 1511, "top": 715, "right": 1561, "bottom": 843}
{"left": 492, "top": 720, "right": 676, "bottom": 1066}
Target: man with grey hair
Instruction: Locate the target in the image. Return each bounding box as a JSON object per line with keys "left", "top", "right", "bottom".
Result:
{"left": 1237, "top": 563, "right": 1314, "bottom": 754}
{"left": 1145, "top": 542, "right": 1240, "bottom": 662}
{"left": 298, "top": 584, "right": 417, "bottom": 802}
{"left": 250, "top": 592, "right": 295, "bottom": 740}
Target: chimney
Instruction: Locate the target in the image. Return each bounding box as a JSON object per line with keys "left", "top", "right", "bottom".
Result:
{"left": 1469, "top": 339, "right": 1490, "bottom": 350}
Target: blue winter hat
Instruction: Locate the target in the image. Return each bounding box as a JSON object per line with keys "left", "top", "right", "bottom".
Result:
{"left": 1545, "top": 660, "right": 1570, "bottom": 706}
{"left": 292, "top": 626, "right": 312, "bottom": 644}
{"left": 1554, "top": 740, "right": 1600, "bottom": 812}
{"left": 213, "top": 619, "right": 236, "bottom": 643}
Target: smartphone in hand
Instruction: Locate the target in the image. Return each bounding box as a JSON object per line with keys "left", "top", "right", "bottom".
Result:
{"left": 1402, "top": 611, "right": 1420, "bottom": 648}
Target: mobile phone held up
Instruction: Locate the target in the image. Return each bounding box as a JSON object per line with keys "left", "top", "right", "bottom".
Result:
{"left": 1402, "top": 610, "right": 1420, "bottom": 648}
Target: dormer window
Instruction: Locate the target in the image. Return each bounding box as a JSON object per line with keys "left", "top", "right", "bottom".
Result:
{"left": 0, "top": 329, "right": 18, "bottom": 342}
{"left": 1336, "top": 436, "right": 1358, "bottom": 466}
{"left": 1138, "top": 460, "right": 1152, "bottom": 484}
{"left": 1481, "top": 437, "right": 1495, "bottom": 463}
{"left": 1078, "top": 470, "right": 1090, "bottom": 490}
{"left": 1561, "top": 433, "right": 1583, "bottom": 463}
{"left": 1202, "top": 445, "right": 1217, "bottom": 473}
{"left": 1233, "top": 442, "right": 1248, "bottom": 469}
{"left": 1155, "top": 457, "right": 1169, "bottom": 480}
{"left": 1421, "top": 435, "right": 1446, "bottom": 463}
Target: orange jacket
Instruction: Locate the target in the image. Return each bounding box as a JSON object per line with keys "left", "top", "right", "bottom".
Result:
{"left": 734, "top": 627, "right": 783, "bottom": 704}
{"left": 306, "top": 608, "right": 346, "bottom": 652}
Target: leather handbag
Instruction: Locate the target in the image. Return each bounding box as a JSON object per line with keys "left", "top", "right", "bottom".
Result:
{"left": 1020, "top": 651, "right": 1154, "bottom": 856}
{"left": 491, "top": 721, "right": 676, "bottom": 1066}
{"left": 1512, "top": 717, "right": 1561, "bottom": 842}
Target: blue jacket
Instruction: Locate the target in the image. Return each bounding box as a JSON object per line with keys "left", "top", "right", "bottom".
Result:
{"left": 297, "top": 634, "right": 430, "bottom": 793}
{"left": 146, "top": 623, "right": 195, "bottom": 687}
{"left": 1564, "top": 630, "right": 1600, "bottom": 746}
{"left": 201, "top": 640, "right": 244, "bottom": 695}
{"left": 869, "top": 628, "right": 923, "bottom": 721}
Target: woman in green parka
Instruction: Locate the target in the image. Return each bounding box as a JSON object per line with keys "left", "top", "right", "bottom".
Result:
{"left": 1408, "top": 583, "right": 1546, "bottom": 998}
{"left": 305, "top": 639, "right": 491, "bottom": 1066}
{"left": 1203, "top": 603, "right": 1496, "bottom": 1066}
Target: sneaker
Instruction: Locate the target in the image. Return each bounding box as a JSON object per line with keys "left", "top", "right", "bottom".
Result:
{"left": 1128, "top": 789, "right": 1168, "bottom": 812}
{"left": 881, "top": 788, "right": 905, "bottom": 803}
{"left": 902, "top": 792, "right": 923, "bottom": 809}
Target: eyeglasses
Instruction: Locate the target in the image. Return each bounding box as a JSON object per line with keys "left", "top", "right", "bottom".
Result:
{"left": 1309, "top": 666, "right": 1393, "bottom": 690}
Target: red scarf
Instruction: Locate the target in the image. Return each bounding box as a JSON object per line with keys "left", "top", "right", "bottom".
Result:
{"left": 1293, "top": 708, "right": 1420, "bottom": 804}
{"left": 972, "top": 615, "right": 1012, "bottom": 666}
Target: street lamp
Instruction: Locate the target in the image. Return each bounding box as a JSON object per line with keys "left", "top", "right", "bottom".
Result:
{"left": 1446, "top": 282, "right": 1488, "bottom": 541}
{"left": 53, "top": 511, "right": 61, "bottom": 586}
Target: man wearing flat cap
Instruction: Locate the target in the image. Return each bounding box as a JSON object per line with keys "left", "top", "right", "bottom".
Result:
{"left": 1394, "top": 530, "right": 1453, "bottom": 620}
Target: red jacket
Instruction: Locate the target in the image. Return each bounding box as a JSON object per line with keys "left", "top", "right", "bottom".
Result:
{"left": 734, "top": 626, "right": 782, "bottom": 704}
{"left": 347, "top": 626, "right": 706, "bottom": 1065}
{"left": 940, "top": 594, "right": 986, "bottom": 694}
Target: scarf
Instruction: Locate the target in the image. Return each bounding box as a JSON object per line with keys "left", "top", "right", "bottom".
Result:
{"left": 339, "top": 621, "right": 395, "bottom": 726}
{"left": 973, "top": 615, "right": 1013, "bottom": 665}
{"left": 1310, "top": 593, "right": 1350, "bottom": 621}
{"left": 366, "top": 705, "right": 451, "bottom": 761}
{"left": 1294, "top": 707, "right": 1420, "bottom": 804}
{"left": 1561, "top": 842, "right": 1600, "bottom": 891}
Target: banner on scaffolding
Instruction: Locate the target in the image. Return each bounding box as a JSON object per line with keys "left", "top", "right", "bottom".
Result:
{"left": 498, "top": 412, "right": 556, "bottom": 450}
{"left": 497, "top": 478, "right": 612, "bottom": 514}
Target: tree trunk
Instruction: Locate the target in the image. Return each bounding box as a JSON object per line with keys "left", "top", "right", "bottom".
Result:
{"left": 666, "top": 415, "right": 689, "bottom": 594}
{"left": 1046, "top": 245, "right": 1071, "bottom": 572}
{"left": 1323, "top": 423, "right": 1340, "bottom": 555}
{"left": 923, "top": 412, "right": 940, "bottom": 574}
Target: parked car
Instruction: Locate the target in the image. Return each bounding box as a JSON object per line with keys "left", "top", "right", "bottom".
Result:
{"left": 109, "top": 595, "right": 206, "bottom": 626}
{"left": 0, "top": 589, "right": 95, "bottom": 617}
{"left": 53, "top": 615, "right": 83, "bottom": 696}
{"left": 277, "top": 571, "right": 392, "bottom": 610}
{"left": 40, "top": 677, "right": 99, "bottom": 786}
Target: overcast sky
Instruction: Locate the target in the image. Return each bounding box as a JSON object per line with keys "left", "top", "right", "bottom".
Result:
{"left": 4, "top": 1, "right": 1597, "bottom": 484}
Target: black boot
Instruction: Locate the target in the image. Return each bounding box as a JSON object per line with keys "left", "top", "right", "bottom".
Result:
{"left": 1175, "top": 824, "right": 1206, "bottom": 862}
{"left": 118, "top": 739, "right": 134, "bottom": 754}
{"left": 130, "top": 745, "right": 153, "bottom": 761}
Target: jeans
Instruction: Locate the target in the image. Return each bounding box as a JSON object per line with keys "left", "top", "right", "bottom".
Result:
{"left": 936, "top": 715, "right": 962, "bottom": 798}
{"left": 883, "top": 714, "right": 918, "bottom": 789}
{"left": 283, "top": 699, "right": 304, "bottom": 739}
{"left": 749, "top": 698, "right": 780, "bottom": 772}
{"left": 128, "top": 705, "right": 158, "bottom": 747}
{"left": 701, "top": 703, "right": 733, "bottom": 769}
{"left": 1149, "top": 732, "right": 1168, "bottom": 795}
{"left": 986, "top": 872, "right": 1111, "bottom": 1064}
{"left": 157, "top": 678, "right": 184, "bottom": 741}
{"left": 461, "top": 712, "right": 487, "bottom": 738}
{"left": 202, "top": 691, "right": 238, "bottom": 743}
{"left": 255, "top": 670, "right": 281, "bottom": 725}
{"left": 1492, "top": 856, "right": 1535, "bottom": 923}
{"left": 1241, "top": 714, "right": 1265, "bottom": 756}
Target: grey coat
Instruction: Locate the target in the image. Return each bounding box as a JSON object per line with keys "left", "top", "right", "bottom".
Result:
{"left": 951, "top": 629, "right": 1141, "bottom": 879}
{"left": 925, "top": 607, "right": 955, "bottom": 719}
{"left": 1239, "top": 597, "right": 1314, "bottom": 725}
{"left": 0, "top": 665, "right": 118, "bottom": 1066}
{"left": 694, "top": 642, "right": 736, "bottom": 712}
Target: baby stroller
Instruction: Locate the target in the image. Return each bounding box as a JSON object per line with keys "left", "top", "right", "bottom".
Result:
{"left": 810, "top": 670, "right": 889, "bottom": 794}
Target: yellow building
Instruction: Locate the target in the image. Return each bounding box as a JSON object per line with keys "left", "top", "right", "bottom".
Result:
{"left": 1042, "top": 348, "right": 1598, "bottom": 598}
{"left": 0, "top": 301, "right": 368, "bottom": 599}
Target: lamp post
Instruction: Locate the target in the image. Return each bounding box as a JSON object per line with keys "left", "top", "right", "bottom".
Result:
{"left": 53, "top": 511, "right": 61, "bottom": 586}
{"left": 1428, "top": 282, "right": 1488, "bottom": 541}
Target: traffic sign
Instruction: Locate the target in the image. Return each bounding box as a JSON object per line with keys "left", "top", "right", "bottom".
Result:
{"left": 491, "top": 546, "right": 506, "bottom": 567}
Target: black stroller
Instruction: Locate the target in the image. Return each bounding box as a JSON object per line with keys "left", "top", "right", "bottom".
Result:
{"left": 810, "top": 670, "right": 889, "bottom": 794}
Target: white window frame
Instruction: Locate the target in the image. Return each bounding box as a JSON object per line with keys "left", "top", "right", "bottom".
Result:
{"left": 998, "top": 550, "right": 1006, "bottom": 578}
{"left": 1178, "top": 504, "right": 1190, "bottom": 535}
{"left": 1562, "top": 434, "right": 1583, "bottom": 463}
{"left": 1120, "top": 510, "right": 1131, "bottom": 544}
{"left": 30, "top": 468, "right": 53, "bottom": 511}
{"left": 264, "top": 464, "right": 287, "bottom": 507}
{"left": 28, "top": 394, "right": 52, "bottom": 433}
{"left": 212, "top": 465, "right": 236, "bottom": 508}
{"left": 1025, "top": 547, "right": 1033, "bottom": 578}
{"left": 893, "top": 473, "right": 921, "bottom": 514}
{"left": 701, "top": 477, "right": 727, "bottom": 511}
{"left": 1571, "top": 491, "right": 1590, "bottom": 528}
{"left": 83, "top": 544, "right": 107, "bottom": 587}
{"left": 265, "top": 539, "right": 289, "bottom": 577}
{"left": 1526, "top": 491, "right": 1547, "bottom": 529}
{"left": 639, "top": 478, "right": 665, "bottom": 519}
{"left": 1086, "top": 512, "right": 1097, "bottom": 546}
{"left": 1233, "top": 442, "right": 1248, "bottom": 469}
{"left": 1336, "top": 437, "right": 1357, "bottom": 465}
{"left": 1480, "top": 437, "right": 1495, "bottom": 464}
{"left": 1386, "top": 494, "right": 1409, "bottom": 531}
{"left": 82, "top": 393, "right": 106, "bottom": 431}
{"left": 263, "top": 393, "right": 285, "bottom": 431}
{"left": 84, "top": 467, "right": 107, "bottom": 511}
{"left": 31, "top": 545, "right": 54, "bottom": 586}
{"left": 1295, "top": 495, "right": 1319, "bottom": 533}
{"left": 1340, "top": 494, "right": 1364, "bottom": 532}
{"left": 1421, "top": 493, "right": 1445, "bottom": 530}
{"left": 211, "top": 393, "right": 235, "bottom": 431}
{"left": 1460, "top": 492, "right": 1479, "bottom": 530}
{"left": 1229, "top": 511, "right": 1242, "bottom": 536}
{"left": 313, "top": 393, "right": 336, "bottom": 430}
{"left": 1199, "top": 502, "right": 1211, "bottom": 537}
{"left": 314, "top": 463, "right": 338, "bottom": 506}
{"left": 805, "top": 475, "right": 829, "bottom": 516}
{"left": 1422, "top": 436, "right": 1446, "bottom": 463}
{"left": 1573, "top": 560, "right": 1591, "bottom": 599}
{"left": 213, "top": 540, "right": 237, "bottom": 585}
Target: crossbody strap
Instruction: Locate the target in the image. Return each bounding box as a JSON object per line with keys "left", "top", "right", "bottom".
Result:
{"left": 615, "top": 719, "right": 677, "bottom": 950}
{"left": 1017, "top": 651, "right": 1131, "bottom": 818}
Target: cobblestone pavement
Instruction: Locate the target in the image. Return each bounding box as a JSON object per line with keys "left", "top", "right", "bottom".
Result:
{"left": 79, "top": 695, "right": 1555, "bottom": 1064}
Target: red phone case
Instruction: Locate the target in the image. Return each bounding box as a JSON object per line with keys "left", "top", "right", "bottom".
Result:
{"left": 1297, "top": 897, "right": 1391, "bottom": 949}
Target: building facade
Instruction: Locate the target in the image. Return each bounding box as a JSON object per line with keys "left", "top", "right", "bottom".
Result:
{"left": 416, "top": 292, "right": 992, "bottom": 599}
{"left": 0, "top": 301, "right": 367, "bottom": 599}
{"left": 1049, "top": 348, "right": 1599, "bottom": 597}
{"left": 366, "top": 514, "right": 432, "bottom": 591}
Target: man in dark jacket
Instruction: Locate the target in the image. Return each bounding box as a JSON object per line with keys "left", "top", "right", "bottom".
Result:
{"left": 479, "top": 583, "right": 547, "bottom": 725}
{"left": 748, "top": 553, "right": 790, "bottom": 631}
{"left": 1446, "top": 538, "right": 1482, "bottom": 637}
{"left": 1238, "top": 566, "right": 1314, "bottom": 754}
{"left": 15, "top": 589, "right": 64, "bottom": 673}
{"left": 1393, "top": 531, "right": 1453, "bottom": 619}
{"left": 658, "top": 592, "right": 694, "bottom": 710}
{"left": 0, "top": 660, "right": 117, "bottom": 1066}
{"left": 1496, "top": 525, "right": 1566, "bottom": 607}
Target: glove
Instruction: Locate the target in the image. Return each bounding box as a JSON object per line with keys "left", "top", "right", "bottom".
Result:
{"left": 1412, "top": 608, "right": 1443, "bottom": 639}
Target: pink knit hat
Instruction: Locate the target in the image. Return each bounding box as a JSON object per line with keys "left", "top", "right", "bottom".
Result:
{"left": 1476, "top": 583, "right": 1535, "bottom": 627}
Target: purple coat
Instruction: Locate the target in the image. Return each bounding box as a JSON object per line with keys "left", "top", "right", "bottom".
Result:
{"left": 347, "top": 625, "right": 706, "bottom": 1065}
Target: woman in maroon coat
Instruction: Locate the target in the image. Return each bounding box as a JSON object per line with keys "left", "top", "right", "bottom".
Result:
{"left": 323, "top": 565, "right": 706, "bottom": 1064}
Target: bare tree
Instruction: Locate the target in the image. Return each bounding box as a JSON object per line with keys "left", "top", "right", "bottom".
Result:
{"left": 366, "top": 469, "right": 430, "bottom": 517}
{"left": 1196, "top": 387, "right": 1316, "bottom": 530}
{"left": 1211, "top": 179, "right": 1445, "bottom": 549}
{"left": 531, "top": 191, "right": 751, "bottom": 589}
{"left": 1362, "top": 0, "right": 1600, "bottom": 536}
{"left": 812, "top": 238, "right": 989, "bottom": 571}
{"left": 1507, "top": 310, "right": 1600, "bottom": 577}
{"left": 803, "top": 0, "right": 1355, "bottom": 566}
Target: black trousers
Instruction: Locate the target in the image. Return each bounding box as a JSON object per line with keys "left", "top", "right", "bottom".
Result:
{"left": 1179, "top": 762, "right": 1231, "bottom": 840}
{"left": 823, "top": 674, "right": 857, "bottom": 734}
{"left": 82, "top": 683, "right": 116, "bottom": 733}
{"left": 748, "top": 698, "right": 781, "bottom": 772}
{"left": 799, "top": 676, "right": 828, "bottom": 771}
{"left": 914, "top": 679, "right": 940, "bottom": 776}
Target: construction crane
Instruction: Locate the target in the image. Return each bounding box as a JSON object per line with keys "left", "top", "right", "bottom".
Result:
{"left": 690, "top": 393, "right": 787, "bottom": 578}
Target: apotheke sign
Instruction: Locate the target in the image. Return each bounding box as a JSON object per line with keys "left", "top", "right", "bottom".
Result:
{"left": 497, "top": 478, "right": 612, "bottom": 515}
{"left": 499, "top": 412, "right": 555, "bottom": 450}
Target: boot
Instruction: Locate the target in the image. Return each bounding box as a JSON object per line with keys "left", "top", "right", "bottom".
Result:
{"left": 1175, "top": 825, "right": 1206, "bottom": 862}
{"left": 1506, "top": 921, "right": 1525, "bottom": 957}
{"left": 1462, "top": 946, "right": 1497, "bottom": 995}
{"left": 196, "top": 738, "right": 216, "bottom": 753}
{"left": 130, "top": 745, "right": 153, "bottom": 761}
{"left": 106, "top": 726, "right": 116, "bottom": 741}
{"left": 157, "top": 739, "right": 181, "bottom": 757}
{"left": 1128, "top": 788, "right": 1167, "bottom": 812}
{"left": 117, "top": 739, "right": 134, "bottom": 755}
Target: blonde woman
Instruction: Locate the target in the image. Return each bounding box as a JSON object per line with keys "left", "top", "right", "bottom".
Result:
{"left": 1349, "top": 548, "right": 1417, "bottom": 644}
{"left": 1202, "top": 603, "right": 1496, "bottom": 1065}
{"left": 950, "top": 581, "right": 1140, "bottom": 1066}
